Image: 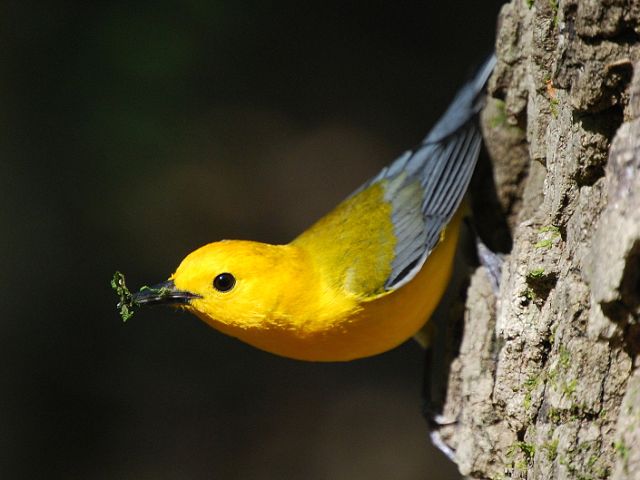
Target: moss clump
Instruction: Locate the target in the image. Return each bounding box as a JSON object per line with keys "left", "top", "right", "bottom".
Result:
{"left": 528, "top": 267, "right": 546, "bottom": 278}
{"left": 562, "top": 378, "right": 577, "bottom": 396}
{"left": 111, "top": 271, "right": 136, "bottom": 322}
{"left": 549, "top": 0, "right": 559, "bottom": 27}
{"left": 559, "top": 345, "right": 571, "bottom": 369}
{"left": 544, "top": 438, "right": 559, "bottom": 461}
{"left": 614, "top": 440, "right": 629, "bottom": 462}
{"left": 518, "top": 442, "right": 536, "bottom": 460}
{"left": 535, "top": 238, "right": 553, "bottom": 249}
{"left": 490, "top": 99, "right": 508, "bottom": 129}
{"left": 535, "top": 225, "right": 561, "bottom": 248}
{"left": 539, "top": 225, "right": 560, "bottom": 235}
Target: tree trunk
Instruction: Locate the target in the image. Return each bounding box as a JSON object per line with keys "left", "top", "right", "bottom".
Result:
{"left": 433, "top": 1, "right": 640, "bottom": 478}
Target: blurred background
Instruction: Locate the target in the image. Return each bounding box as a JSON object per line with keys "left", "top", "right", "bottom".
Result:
{"left": 2, "top": 1, "right": 503, "bottom": 478}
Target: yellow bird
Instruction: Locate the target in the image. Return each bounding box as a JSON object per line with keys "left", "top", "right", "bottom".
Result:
{"left": 131, "top": 56, "right": 496, "bottom": 362}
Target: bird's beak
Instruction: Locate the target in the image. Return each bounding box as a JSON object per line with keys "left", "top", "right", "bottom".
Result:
{"left": 132, "top": 280, "right": 201, "bottom": 306}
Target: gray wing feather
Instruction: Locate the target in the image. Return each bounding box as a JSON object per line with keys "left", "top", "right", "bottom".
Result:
{"left": 354, "top": 55, "right": 495, "bottom": 290}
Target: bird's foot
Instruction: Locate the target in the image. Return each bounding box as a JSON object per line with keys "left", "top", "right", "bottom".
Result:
{"left": 475, "top": 235, "right": 503, "bottom": 295}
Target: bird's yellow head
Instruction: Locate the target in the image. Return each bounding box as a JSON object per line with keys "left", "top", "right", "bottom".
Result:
{"left": 132, "top": 240, "right": 323, "bottom": 342}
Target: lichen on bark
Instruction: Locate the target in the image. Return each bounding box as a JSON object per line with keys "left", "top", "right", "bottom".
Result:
{"left": 433, "top": 0, "right": 640, "bottom": 478}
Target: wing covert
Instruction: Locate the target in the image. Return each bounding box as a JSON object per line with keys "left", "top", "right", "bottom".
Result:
{"left": 292, "top": 54, "right": 495, "bottom": 298}
{"left": 358, "top": 55, "right": 495, "bottom": 290}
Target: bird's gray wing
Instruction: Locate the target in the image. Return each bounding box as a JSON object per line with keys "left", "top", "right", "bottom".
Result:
{"left": 354, "top": 54, "right": 496, "bottom": 290}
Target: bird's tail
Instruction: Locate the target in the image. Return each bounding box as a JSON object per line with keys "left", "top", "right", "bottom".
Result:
{"left": 423, "top": 53, "right": 496, "bottom": 145}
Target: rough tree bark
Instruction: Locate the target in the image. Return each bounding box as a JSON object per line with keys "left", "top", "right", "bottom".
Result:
{"left": 432, "top": 1, "right": 640, "bottom": 478}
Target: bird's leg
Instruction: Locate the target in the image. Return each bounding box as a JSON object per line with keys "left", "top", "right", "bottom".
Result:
{"left": 475, "top": 234, "right": 503, "bottom": 295}
{"left": 463, "top": 216, "right": 504, "bottom": 294}
{"left": 421, "top": 342, "right": 452, "bottom": 425}
{"left": 419, "top": 216, "right": 502, "bottom": 463}
{"left": 421, "top": 345, "right": 458, "bottom": 462}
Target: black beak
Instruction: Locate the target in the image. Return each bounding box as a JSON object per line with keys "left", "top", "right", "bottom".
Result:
{"left": 132, "top": 280, "right": 201, "bottom": 306}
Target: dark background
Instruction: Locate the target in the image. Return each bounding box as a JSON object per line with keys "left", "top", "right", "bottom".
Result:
{"left": 2, "top": 1, "right": 503, "bottom": 478}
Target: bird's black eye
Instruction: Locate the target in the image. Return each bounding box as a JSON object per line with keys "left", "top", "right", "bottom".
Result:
{"left": 213, "top": 273, "right": 236, "bottom": 292}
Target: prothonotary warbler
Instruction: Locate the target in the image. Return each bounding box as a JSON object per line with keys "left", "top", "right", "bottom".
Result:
{"left": 128, "top": 55, "right": 496, "bottom": 361}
